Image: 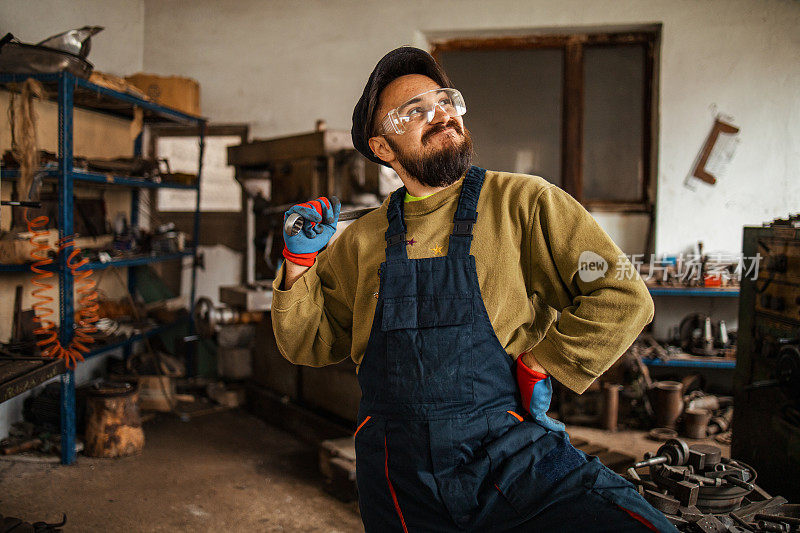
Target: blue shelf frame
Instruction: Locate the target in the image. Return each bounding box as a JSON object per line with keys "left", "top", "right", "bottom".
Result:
{"left": 647, "top": 287, "right": 740, "bottom": 297}
{"left": 0, "top": 251, "right": 195, "bottom": 272}
{"left": 0, "top": 71, "right": 206, "bottom": 464}
{"left": 642, "top": 357, "right": 736, "bottom": 369}
{"left": 86, "top": 316, "right": 190, "bottom": 360}
{"left": 2, "top": 168, "right": 198, "bottom": 190}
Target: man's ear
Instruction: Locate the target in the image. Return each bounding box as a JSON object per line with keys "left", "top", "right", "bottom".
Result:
{"left": 368, "top": 136, "right": 396, "bottom": 164}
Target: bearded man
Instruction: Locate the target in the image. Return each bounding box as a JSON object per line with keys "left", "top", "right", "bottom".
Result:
{"left": 271, "top": 47, "right": 676, "bottom": 532}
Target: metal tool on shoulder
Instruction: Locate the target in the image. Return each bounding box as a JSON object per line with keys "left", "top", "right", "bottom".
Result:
{"left": 284, "top": 206, "right": 378, "bottom": 237}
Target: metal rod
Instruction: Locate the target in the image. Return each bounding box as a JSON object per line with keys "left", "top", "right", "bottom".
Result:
{"left": 0, "top": 200, "right": 41, "bottom": 207}
{"left": 754, "top": 514, "right": 800, "bottom": 527}
{"left": 58, "top": 71, "right": 77, "bottom": 466}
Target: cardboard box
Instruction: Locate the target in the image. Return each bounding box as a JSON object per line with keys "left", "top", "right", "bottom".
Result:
{"left": 124, "top": 73, "right": 201, "bottom": 117}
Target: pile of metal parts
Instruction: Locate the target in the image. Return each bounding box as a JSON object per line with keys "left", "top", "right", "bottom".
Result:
{"left": 626, "top": 439, "right": 799, "bottom": 532}
{"left": 2, "top": 150, "right": 194, "bottom": 186}
{"left": 633, "top": 325, "right": 736, "bottom": 363}
{"left": 559, "top": 350, "right": 734, "bottom": 441}
{"left": 675, "top": 314, "right": 737, "bottom": 358}
{"left": 649, "top": 377, "right": 734, "bottom": 443}
{"left": 641, "top": 240, "right": 740, "bottom": 289}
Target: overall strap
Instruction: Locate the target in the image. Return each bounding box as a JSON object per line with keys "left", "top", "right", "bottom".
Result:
{"left": 448, "top": 166, "right": 486, "bottom": 257}
{"left": 384, "top": 186, "right": 408, "bottom": 261}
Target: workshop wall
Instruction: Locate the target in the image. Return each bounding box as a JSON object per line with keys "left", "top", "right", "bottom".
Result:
{"left": 141, "top": 0, "right": 799, "bottom": 256}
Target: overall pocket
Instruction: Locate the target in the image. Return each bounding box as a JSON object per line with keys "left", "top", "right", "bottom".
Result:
{"left": 485, "top": 419, "right": 587, "bottom": 520}
{"left": 381, "top": 295, "right": 474, "bottom": 404}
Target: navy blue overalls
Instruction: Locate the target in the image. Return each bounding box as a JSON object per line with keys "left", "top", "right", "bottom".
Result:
{"left": 354, "top": 166, "right": 677, "bottom": 532}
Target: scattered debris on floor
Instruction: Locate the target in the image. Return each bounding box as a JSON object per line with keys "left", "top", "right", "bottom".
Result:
{"left": 0, "top": 512, "right": 67, "bottom": 532}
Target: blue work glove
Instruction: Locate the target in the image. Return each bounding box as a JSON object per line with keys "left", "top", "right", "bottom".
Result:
{"left": 515, "top": 354, "right": 566, "bottom": 432}
{"left": 282, "top": 196, "right": 340, "bottom": 267}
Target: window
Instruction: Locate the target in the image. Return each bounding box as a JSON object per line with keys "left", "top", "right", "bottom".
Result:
{"left": 433, "top": 29, "right": 659, "bottom": 213}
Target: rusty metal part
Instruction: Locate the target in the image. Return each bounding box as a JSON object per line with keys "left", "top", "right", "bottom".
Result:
{"left": 707, "top": 406, "right": 734, "bottom": 435}
{"left": 644, "top": 489, "right": 680, "bottom": 515}
{"left": 683, "top": 408, "right": 712, "bottom": 439}
{"left": 678, "top": 505, "right": 705, "bottom": 523}
{"left": 649, "top": 427, "right": 678, "bottom": 441}
{"left": 756, "top": 520, "right": 789, "bottom": 532}
{"left": 690, "top": 444, "right": 723, "bottom": 469}
{"left": 692, "top": 514, "right": 728, "bottom": 532}
{"left": 732, "top": 496, "right": 789, "bottom": 524}
{"left": 653, "top": 381, "right": 684, "bottom": 429}
{"left": 602, "top": 383, "right": 621, "bottom": 431}
{"left": 729, "top": 512, "right": 756, "bottom": 531}
{"left": 83, "top": 382, "right": 144, "bottom": 458}
{"left": 193, "top": 297, "right": 265, "bottom": 337}
{"left": 722, "top": 473, "right": 755, "bottom": 492}
{"left": 1, "top": 438, "right": 42, "bottom": 455}
{"left": 634, "top": 439, "right": 690, "bottom": 469}
{"left": 754, "top": 513, "right": 800, "bottom": 527}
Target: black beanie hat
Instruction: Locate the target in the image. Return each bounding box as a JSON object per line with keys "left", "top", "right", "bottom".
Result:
{"left": 351, "top": 46, "right": 454, "bottom": 167}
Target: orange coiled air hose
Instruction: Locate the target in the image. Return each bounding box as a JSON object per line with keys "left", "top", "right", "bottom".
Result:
{"left": 26, "top": 209, "right": 100, "bottom": 369}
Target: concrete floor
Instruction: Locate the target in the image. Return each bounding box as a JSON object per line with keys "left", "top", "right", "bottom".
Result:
{"left": 0, "top": 409, "right": 730, "bottom": 532}
{"left": 566, "top": 424, "right": 731, "bottom": 461}
{"left": 0, "top": 409, "right": 363, "bottom": 532}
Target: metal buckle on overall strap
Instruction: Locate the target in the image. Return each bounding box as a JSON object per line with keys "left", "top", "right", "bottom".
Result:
{"left": 386, "top": 233, "right": 406, "bottom": 247}
{"left": 452, "top": 220, "right": 474, "bottom": 236}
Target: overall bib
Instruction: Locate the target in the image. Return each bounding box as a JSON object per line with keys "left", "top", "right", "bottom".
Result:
{"left": 354, "top": 166, "right": 676, "bottom": 532}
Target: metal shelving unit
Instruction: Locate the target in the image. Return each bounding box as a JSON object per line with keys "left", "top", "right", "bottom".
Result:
{"left": 642, "top": 357, "right": 736, "bottom": 369}
{"left": 646, "top": 285, "right": 740, "bottom": 370}
{"left": 0, "top": 71, "right": 206, "bottom": 464}
{"left": 647, "top": 286, "right": 740, "bottom": 297}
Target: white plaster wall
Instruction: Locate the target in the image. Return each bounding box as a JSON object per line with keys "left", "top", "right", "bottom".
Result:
{"left": 141, "top": 0, "right": 800, "bottom": 256}
{"left": 0, "top": 0, "right": 145, "bottom": 75}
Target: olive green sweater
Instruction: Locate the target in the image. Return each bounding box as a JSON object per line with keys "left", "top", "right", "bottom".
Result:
{"left": 271, "top": 170, "right": 653, "bottom": 393}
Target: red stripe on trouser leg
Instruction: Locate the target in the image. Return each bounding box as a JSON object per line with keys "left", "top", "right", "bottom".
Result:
{"left": 616, "top": 504, "right": 658, "bottom": 532}
{"left": 384, "top": 436, "right": 409, "bottom": 533}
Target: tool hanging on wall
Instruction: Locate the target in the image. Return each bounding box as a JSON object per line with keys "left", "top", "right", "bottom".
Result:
{"left": 6, "top": 78, "right": 100, "bottom": 368}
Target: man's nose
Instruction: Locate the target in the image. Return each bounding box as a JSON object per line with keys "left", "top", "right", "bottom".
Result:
{"left": 429, "top": 102, "right": 452, "bottom": 124}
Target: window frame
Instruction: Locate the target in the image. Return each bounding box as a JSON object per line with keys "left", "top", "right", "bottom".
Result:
{"left": 430, "top": 29, "right": 659, "bottom": 215}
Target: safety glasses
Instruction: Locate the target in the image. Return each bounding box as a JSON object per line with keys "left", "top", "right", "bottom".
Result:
{"left": 378, "top": 88, "right": 466, "bottom": 135}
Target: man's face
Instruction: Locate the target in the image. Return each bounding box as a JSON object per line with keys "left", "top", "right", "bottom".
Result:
{"left": 369, "top": 74, "right": 473, "bottom": 188}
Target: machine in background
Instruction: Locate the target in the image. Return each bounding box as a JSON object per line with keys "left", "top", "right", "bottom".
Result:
{"left": 732, "top": 214, "right": 800, "bottom": 501}
{"left": 225, "top": 127, "right": 386, "bottom": 427}
{"left": 228, "top": 126, "right": 384, "bottom": 281}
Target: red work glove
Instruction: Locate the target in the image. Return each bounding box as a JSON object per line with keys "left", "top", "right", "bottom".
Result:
{"left": 515, "top": 353, "right": 566, "bottom": 432}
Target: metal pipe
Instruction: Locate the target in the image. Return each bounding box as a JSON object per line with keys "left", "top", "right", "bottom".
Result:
{"left": 602, "top": 383, "right": 621, "bottom": 431}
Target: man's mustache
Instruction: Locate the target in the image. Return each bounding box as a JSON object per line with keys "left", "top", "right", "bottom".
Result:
{"left": 422, "top": 119, "right": 463, "bottom": 144}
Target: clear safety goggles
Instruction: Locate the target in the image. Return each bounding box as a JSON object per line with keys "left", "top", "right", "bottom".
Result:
{"left": 378, "top": 88, "right": 466, "bottom": 135}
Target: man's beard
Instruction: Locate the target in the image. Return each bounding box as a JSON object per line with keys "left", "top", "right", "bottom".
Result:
{"left": 386, "top": 120, "right": 474, "bottom": 188}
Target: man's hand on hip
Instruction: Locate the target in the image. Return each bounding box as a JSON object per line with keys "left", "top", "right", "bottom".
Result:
{"left": 516, "top": 352, "right": 566, "bottom": 432}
